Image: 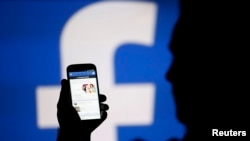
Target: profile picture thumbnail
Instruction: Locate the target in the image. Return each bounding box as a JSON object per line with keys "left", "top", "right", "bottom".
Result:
{"left": 82, "top": 83, "right": 96, "bottom": 94}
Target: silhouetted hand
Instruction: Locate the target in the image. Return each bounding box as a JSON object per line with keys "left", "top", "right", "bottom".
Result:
{"left": 57, "top": 79, "right": 109, "bottom": 141}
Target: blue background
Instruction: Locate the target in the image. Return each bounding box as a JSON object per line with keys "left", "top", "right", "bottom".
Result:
{"left": 0, "top": 0, "right": 185, "bottom": 140}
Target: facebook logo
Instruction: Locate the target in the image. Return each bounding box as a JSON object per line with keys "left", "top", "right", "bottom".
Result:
{"left": 0, "top": 0, "right": 185, "bottom": 141}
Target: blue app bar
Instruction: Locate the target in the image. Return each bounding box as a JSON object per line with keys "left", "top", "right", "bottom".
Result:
{"left": 69, "top": 70, "right": 95, "bottom": 77}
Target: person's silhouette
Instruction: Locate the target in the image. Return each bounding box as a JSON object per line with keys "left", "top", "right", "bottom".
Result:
{"left": 56, "top": 79, "right": 109, "bottom": 141}
{"left": 167, "top": 0, "right": 249, "bottom": 140}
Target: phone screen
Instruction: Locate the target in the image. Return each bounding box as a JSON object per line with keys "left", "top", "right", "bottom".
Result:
{"left": 68, "top": 69, "right": 101, "bottom": 120}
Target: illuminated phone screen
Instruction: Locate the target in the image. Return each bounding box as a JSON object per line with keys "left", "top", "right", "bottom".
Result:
{"left": 68, "top": 69, "right": 101, "bottom": 120}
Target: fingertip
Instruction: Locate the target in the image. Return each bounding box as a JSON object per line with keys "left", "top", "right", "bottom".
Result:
{"left": 100, "top": 104, "right": 109, "bottom": 111}
{"left": 61, "top": 79, "right": 67, "bottom": 85}
{"left": 99, "top": 94, "right": 107, "bottom": 102}
{"left": 101, "top": 111, "right": 107, "bottom": 120}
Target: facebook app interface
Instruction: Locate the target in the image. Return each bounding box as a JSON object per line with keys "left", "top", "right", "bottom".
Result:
{"left": 68, "top": 70, "right": 101, "bottom": 120}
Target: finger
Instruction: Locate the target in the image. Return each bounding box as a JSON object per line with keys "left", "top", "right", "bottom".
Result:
{"left": 101, "top": 111, "right": 108, "bottom": 120}
{"left": 99, "top": 94, "right": 107, "bottom": 102}
{"left": 100, "top": 103, "right": 109, "bottom": 111}
{"left": 57, "top": 79, "right": 71, "bottom": 109}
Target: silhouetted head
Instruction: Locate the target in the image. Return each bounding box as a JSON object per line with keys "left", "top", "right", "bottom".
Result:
{"left": 166, "top": 1, "right": 248, "bottom": 139}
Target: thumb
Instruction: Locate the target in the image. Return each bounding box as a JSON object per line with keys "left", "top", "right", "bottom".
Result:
{"left": 57, "top": 79, "right": 71, "bottom": 109}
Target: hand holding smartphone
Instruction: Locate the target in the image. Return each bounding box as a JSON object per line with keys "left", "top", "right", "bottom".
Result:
{"left": 67, "top": 64, "right": 101, "bottom": 120}
{"left": 57, "top": 64, "right": 108, "bottom": 140}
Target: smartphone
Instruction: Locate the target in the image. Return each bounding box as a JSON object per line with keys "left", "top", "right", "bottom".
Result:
{"left": 67, "top": 64, "right": 101, "bottom": 120}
